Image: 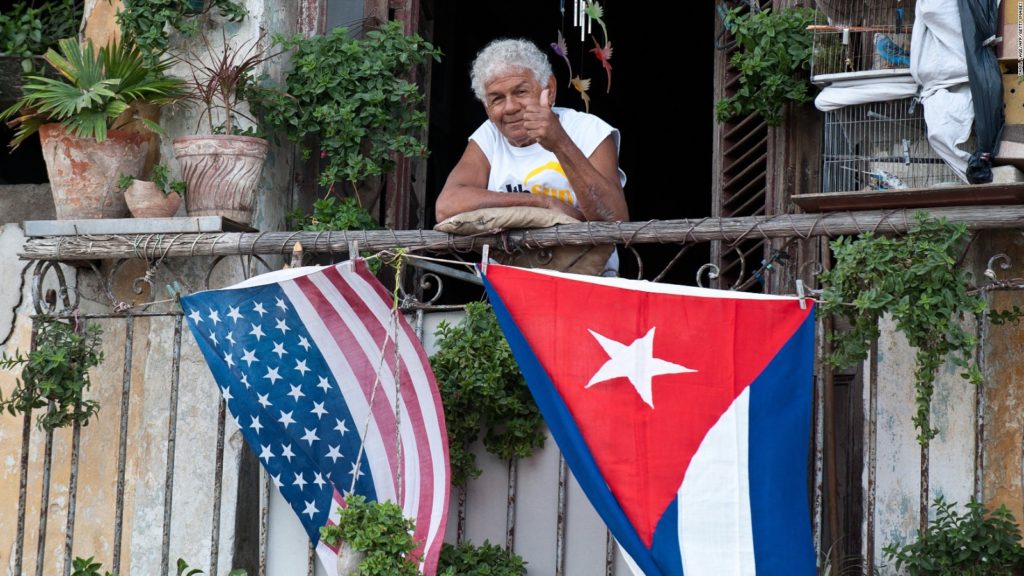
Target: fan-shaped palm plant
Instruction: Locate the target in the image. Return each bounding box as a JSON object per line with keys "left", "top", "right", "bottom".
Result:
{"left": 0, "top": 37, "right": 185, "bottom": 148}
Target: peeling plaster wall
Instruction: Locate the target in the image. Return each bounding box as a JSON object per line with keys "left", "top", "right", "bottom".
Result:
{"left": 0, "top": 2, "right": 302, "bottom": 574}
{"left": 978, "top": 232, "right": 1024, "bottom": 520}
{"left": 865, "top": 232, "right": 1024, "bottom": 574}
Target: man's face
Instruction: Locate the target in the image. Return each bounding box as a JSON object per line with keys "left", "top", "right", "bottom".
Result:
{"left": 483, "top": 69, "right": 553, "bottom": 147}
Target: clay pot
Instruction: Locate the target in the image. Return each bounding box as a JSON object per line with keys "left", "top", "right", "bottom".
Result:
{"left": 125, "top": 180, "right": 182, "bottom": 218}
{"left": 38, "top": 124, "right": 150, "bottom": 219}
{"left": 173, "top": 135, "right": 268, "bottom": 225}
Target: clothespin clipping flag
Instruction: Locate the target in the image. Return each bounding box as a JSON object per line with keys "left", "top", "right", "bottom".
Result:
{"left": 182, "top": 260, "right": 449, "bottom": 576}
{"left": 480, "top": 264, "right": 816, "bottom": 575}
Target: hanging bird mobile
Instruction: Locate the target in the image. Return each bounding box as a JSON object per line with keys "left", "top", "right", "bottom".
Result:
{"left": 552, "top": 0, "right": 617, "bottom": 110}
{"left": 550, "top": 30, "right": 573, "bottom": 86}
{"left": 589, "top": 36, "right": 613, "bottom": 93}
{"left": 571, "top": 76, "right": 592, "bottom": 113}
{"left": 583, "top": 1, "right": 609, "bottom": 46}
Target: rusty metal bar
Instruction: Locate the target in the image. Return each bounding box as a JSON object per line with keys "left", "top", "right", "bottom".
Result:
{"left": 605, "top": 529, "right": 615, "bottom": 576}
{"left": 555, "top": 454, "right": 568, "bottom": 576}
{"left": 975, "top": 312, "right": 988, "bottom": 501}
{"left": 822, "top": 314, "right": 840, "bottom": 567}
{"left": 307, "top": 541, "right": 316, "bottom": 576}
{"left": 865, "top": 340, "right": 878, "bottom": 576}
{"left": 456, "top": 485, "right": 466, "bottom": 545}
{"left": 112, "top": 316, "right": 135, "bottom": 575}
{"left": 259, "top": 470, "right": 269, "bottom": 576}
{"left": 506, "top": 457, "right": 517, "bottom": 552}
{"left": 812, "top": 319, "right": 826, "bottom": 567}
{"left": 920, "top": 431, "right": 930, "bottom": 533}
{"left": 34, "top": 422, "right": 55, "bottom": 576}
{"left": 14, "top": 325, "right": 37, "bottom": 576}
{"left": 62, "top": 416, "right": 83, "bottom": 576}
{"left": 161, "top": 315, "right": 184, "bottom": 576}
{"left": 209, "top": 398, "right": 227, "bottom": 575}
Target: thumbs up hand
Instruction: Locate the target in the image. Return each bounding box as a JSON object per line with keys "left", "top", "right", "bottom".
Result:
{"left": 524, "top": 87, "right": 567, "bottom": 151}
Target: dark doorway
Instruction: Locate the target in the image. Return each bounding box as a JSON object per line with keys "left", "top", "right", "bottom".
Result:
{"left": 425, "top": 0, "right": 714, "bottom": 285}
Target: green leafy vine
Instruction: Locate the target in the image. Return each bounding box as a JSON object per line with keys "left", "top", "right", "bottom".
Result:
{"left": 715, "top": 6, "right": 815, "bottom": 126}
{"left": 820, "top": 214, "right": 987, "bottom": 445}
{"left": 253, "top": 21, "right": 441, "bottom": 190}
{"left": 430, "top": 302, "right": 545, "bottom": 486}
{"left": 439, "top": 541, "right": 528, "bottom": 575}
{"left": 116, "top": 0, "right": 246, "bottom": 67}
{"left": 0, "top": 320, "right": 104, "bottom": 430}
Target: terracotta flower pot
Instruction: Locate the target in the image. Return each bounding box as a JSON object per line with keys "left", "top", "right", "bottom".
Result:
{"left": 39, "top": 123, "right": 150, "bottom": 219}
{"left": 173, "top": 135, "right": 268, "bottom": 225}
{"left": 125, "top": 180, "right": 182, "bottom": 218}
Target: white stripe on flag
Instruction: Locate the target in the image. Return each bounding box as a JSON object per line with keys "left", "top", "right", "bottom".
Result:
{"left": 308, "top": 272, "right": 420, "bottom": 510}
{"left": 342, "top": 266, "right": 449, "bottom": 558}
{"left": 678, "top": 387, "right": 755, "bottom": 575}
{"left": 280, "top": 279, "right": 397, "bottom": 503}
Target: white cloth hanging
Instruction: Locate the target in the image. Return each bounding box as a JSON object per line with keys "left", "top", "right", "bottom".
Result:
{"left": 911, "top": 0, "right": 972, "bottom": 182}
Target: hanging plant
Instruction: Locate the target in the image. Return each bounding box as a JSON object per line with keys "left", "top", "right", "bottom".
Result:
{"left": 715, "top": 6, "right": 815, "bottom": 126}
{"left": 319, "top": 495, "right": 421, "bottom": 576}
{"left": 820, "top": 214, "right": 1006, "bottom": 445}
{"left": 430, "top": 302, "right": 545, "bottom": 486}
{"left": 0, "top": 319, "right": 104, "bottom": 431}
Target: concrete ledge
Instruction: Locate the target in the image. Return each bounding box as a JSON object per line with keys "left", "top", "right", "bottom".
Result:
{"left": 0, "top": 184, "right": 54, "bottom": 225}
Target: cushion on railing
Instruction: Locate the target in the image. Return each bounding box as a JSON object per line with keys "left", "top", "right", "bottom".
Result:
{"left": 433, "top": 206, "right": 612, "bottom": 276}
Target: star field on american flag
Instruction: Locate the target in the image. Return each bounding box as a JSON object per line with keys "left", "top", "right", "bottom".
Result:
{"left": 183, "top": 286, "right": 376, "bottom": 538}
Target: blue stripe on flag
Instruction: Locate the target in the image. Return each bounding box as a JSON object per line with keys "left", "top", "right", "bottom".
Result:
{"left": 483, "top": 274, "right": 663, "bottom": 576}
{"left": 651, "top": 499, "right": 684, "bottom": 576}
{"left": 748, "top": 312, "right": 816, "bottom": 575}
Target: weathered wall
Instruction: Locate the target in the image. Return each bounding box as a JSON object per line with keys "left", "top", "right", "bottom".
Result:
{"left": 0, "top": 1, "right": 302, "bottom": 574}
{"left": 863, "top": 230, "right": 1024, "bottom": 575}
{"left": 978, "top": 231, "right": 1024, "bottom": 518}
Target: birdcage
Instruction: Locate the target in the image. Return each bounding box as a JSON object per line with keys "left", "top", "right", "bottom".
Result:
{"left": 811, "top": 0, "right": 914, "bottom": 84}
{"left": 821, "top": 97, "right": 960, "bottom": 193}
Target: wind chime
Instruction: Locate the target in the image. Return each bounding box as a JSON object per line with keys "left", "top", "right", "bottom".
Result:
{"left": 550, "top": 0, "right": 614, "bottom": 113}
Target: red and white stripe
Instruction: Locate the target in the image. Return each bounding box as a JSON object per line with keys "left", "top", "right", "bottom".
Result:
{"left": 279, "top": 261, "right": 449, "bottom": 575}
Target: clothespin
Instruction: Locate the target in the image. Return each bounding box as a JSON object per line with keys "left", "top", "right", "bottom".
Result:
{"left": 481, "top": 244, "right": 490, "bottom": 275}
{"left": 348, "top": 240, "right": 359, "bottom": 261}
{"left": 796, "top": 279, "right": 807, "bottom": 310}
{"left": 289, "top": 242, "right": 303, "bottom": 268}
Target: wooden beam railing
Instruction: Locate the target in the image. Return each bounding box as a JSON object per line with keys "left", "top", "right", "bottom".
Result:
{"left": 20, "top": 205, "right": 1024, "bottom": 261}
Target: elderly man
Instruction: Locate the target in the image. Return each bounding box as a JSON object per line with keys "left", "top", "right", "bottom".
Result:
{"left": 436, "top": 38, "right": 628, "bottom": 229}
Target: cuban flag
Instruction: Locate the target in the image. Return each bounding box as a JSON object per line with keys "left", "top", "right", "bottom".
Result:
{"left": 181, "top": 260, "right": 449, "bottom": 575}
{"left": 480, "top": 264, "right": 815, "bottom": 575}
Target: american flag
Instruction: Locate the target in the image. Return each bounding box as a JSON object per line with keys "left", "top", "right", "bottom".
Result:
{"left": 181, "top": 260, "right": 450, "bottom": 575}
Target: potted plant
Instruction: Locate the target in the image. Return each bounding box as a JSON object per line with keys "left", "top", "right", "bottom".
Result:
{"left": 120, "top": 163, "right": 186, "bottom": 218}
{"left": 173, "top": 32, "right": 277, "bottom": 225}
{"left": 319, "top": 495, "right": 421, "bottom": 576}
{"left": 0, "top": 37, "right": 185, "bottom": 219}
{"left": 253, "top": 21, "right": 440, "bottom": 219}
{"left": 0, "top": 320, "right": 104, "bottom": 431}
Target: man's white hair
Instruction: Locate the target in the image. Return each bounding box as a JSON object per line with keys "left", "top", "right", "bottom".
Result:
{"left": 470, "top": 38, "right": 553, "bottom": 102}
